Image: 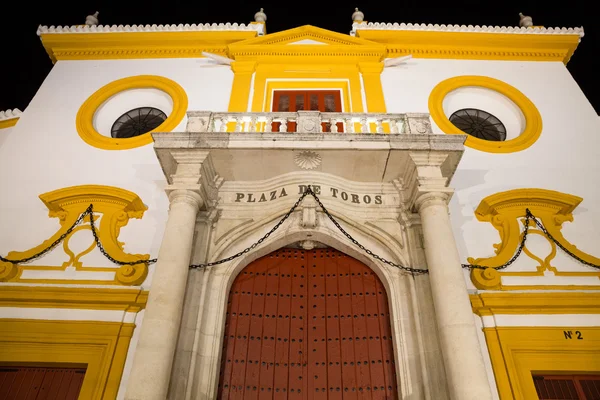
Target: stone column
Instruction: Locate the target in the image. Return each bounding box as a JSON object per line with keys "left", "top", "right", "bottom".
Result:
{"left": 416, "top": 192, "right": 493, "bottom": 400}
{"left": 124, "top": 189, "right": 203, "bottom": 400}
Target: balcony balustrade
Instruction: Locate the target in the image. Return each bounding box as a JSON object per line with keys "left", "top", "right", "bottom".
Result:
{"left": 185, "top": 110, "right": 434, "bottom": 135}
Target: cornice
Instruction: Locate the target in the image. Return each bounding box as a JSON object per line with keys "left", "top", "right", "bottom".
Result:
{"left": 37, "top": 22, "right": 263, "bottom": 35}
{"left": 0, "top": 109, "right": 21, "bottom": 129}
{"left": 356, "top": 24, "right": 583, "bottom": 64}
{"left": 353, "top": 22, "right": 584, "bottom": 37}
{"left": 38, "top": 30, "right": 259, "bottom": 63}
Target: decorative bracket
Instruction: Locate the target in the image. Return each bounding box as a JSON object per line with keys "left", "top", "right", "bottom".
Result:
{"left": 0, "top": 185, "right": 151, "bottom": 285}
{"left": 468, "top": 188, "right": 600, "bottom": 290}
{"left": 300, "top": 195, "right": 318, "bottom": 229}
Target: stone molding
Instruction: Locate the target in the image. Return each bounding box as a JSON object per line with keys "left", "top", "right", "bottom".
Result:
{"left": 37, "top": 22, "right": 263, "bottom": 35}
{"left": 0, "top": 108, "right": 22, "bottom": 121}
{"left": 353, "top": 22, "right": 584, "bottom": 37}
{"left": 159, "top": 150, "right": 222, "bottom": 211}
{"left": 168, "top": 190, "right": 204, "bottom": 212}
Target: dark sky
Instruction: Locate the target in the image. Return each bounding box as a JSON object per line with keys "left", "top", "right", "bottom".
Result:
{"left": 1, "top": 1, "right": 598, "bottom": 114}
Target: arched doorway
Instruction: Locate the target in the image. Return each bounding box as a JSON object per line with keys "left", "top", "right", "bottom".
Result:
{"left": 218, "top": 247, "right": 398, "bottom": 399}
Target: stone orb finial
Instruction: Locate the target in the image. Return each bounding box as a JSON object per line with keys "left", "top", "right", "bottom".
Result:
{"left": 254, "top": 8, "right": 267, "bottom": 23}
{"left": 86, "top": 11, "right": 99, "bottom": 26}
{"left": 519, "top": 12, "right": 533, "bottom": 27}
{"left": 352, "top": 7, "right": 364, "bottom": 22}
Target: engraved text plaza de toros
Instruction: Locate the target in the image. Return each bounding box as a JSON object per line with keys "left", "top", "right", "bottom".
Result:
{"left": 234, "top": 185, "right": 384, "bottom": 205}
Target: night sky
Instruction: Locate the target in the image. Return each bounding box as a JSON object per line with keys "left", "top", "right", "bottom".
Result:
{"left": 1, "top": 1, "right": 598, "bottom": 114}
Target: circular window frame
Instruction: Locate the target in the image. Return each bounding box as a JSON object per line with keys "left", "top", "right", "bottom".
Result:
{"left": 76, "top": 75, "right": 188, "bottom": 150}
{"left": 428, "top": 76, "right": 542, "bottom": 153}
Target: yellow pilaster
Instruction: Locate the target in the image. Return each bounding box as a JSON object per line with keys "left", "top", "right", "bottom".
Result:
{"left": 228, "top": 61, "right": 257, "bottom": 112}
{"left": 358, "top": 62, "right": 386, "bottom": 113}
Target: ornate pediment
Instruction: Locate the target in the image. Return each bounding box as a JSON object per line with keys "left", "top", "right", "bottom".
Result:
{"left": 227, "top": 25, "right": 386, "bottom": 63}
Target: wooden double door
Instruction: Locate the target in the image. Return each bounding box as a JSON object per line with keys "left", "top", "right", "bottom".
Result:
{"left": 218, "top": 248, "right": 398, "bottom": 400}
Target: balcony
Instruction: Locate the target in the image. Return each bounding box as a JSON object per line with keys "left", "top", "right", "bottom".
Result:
{"left": 153, "top": 110, "right": 466, "bottom": 187}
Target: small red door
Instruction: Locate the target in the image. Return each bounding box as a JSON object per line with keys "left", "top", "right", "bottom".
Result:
{"left": 0, "top": 366, "right": 86, "bottom": 400}
{"left": 533, "top": 374, "right": 600, "bottom": 399}
{"left": 218, "top": 248, "right": 399, "bottom": 400}
{"left": 272, "top": 91, "right": 343, "bottom": 132}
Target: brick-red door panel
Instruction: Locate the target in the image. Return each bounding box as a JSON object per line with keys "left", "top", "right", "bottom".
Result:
{"left": 218, "top": 248, "right": 398, "bottom": 400}
{"left": 0, "top": 366, "right": 85, "bottom": 400}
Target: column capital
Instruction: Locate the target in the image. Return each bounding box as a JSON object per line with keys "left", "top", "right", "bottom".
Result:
{"left": 158, "top": 150, "right": 221, "bottom": 211}
{"left": 231, "top": 61, "right": 257, "bottom": 74}
{"left": 414, "top": 191, "right": 451, "bottom": 213}
{"left": 404, "top": 151, "right": 454, "bottom": 211}
{"left": 168, "top": 190, "right": 203, "bottom": 212}
{"left": 358, "top": 62, "right": 384, "bottom": 74}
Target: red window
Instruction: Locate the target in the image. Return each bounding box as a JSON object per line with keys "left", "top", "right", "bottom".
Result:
{"left": 533, "top": 374, "right": 600, "bottom": 399}
{"left": 0, "top": 366, "right": 86, "bottom": 400}
{"left": 272, "top": 90, "right": 343, "bottom": 132}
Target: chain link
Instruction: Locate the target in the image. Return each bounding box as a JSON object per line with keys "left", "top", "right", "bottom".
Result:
{"left": 530, "top": 212, "right": 600, "bottom": 270}
{"left": 2, "top": 192, "right": 599, "bottom": 274}
{"left": 309, "top": 188, "right": 429, "bottom": 275}
{"left": 189, "top": 188, "right": 312, "bottom": 269}
{"left": 461, "top": 209, "right": 532, "bottom": 270}
{"left": 88, "top": 209, "right": 157, "bottom": 265}
{"left": 0, "top": 205, "right": 93, "bottom": 264}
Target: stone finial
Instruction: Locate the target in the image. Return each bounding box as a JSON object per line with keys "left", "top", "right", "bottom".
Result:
{"left": 254, "top": 8, "right": 267, "bottom": 23}
{"left": 519, "top": 12, "right": 533, "bottom": 27}
{"left": 86, "top": 11, "right": 99, "bottom": 26}
{"left": 352, "top": 7, "right": 364, "bottom": 22}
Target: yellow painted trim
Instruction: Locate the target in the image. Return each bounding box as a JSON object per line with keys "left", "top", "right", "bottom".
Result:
{"left": 467, "top": 188, "right": 600, "bottom": 290}
{"left": 228, "top": 25, "right": 386, "bottom": 64}
{"left": 76, "top": 75, "right": 188, "bottom": 150}
{"left": 470, "top": 292, "right": 600, "bottom": 316}
{"left": 481, "top": 327, "right": 600, "bottom": 399}
{"left": 39, "top": 25, "right": 582, "bottom": 65}
{"left": 0, "top": 118, "right": 19, "bottom": 129}
{"left": 0, "top": 319, "right": 135, "bottom": 399}
{"left": 250, "top": 65, "right": 365, "bottom": 113}
{"left": 39, "top": 30, "right": 258, "bottom": 63}
{"left": 482, "top": 328, "right": 513, "bottom": 399}
{"left": 356, "top": 29, "right": 582, "bottom": 64}
{"left": 226, "top": 26, "right": 386, "bottom": 117}
{"left": 0, "top": 286, "right": 148, "bottom": 311}
{"left": 0, "top": 185, "right": 152, "bottom": 286}
{"left": 228, "top": 61, "right": 257, "bottom": 112}
{"left": 358, "top": 62, "right": 386, "bottom": 112}
{"left": 429, "top": 75, "right": 543, "bottom": 153}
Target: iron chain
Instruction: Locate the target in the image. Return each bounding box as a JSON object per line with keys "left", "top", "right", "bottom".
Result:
{"left": 461, "top": 209, "right": 532, "bottom": 270}
{"left": 188, "top": 188, "right": 312, "bottom": 269}
{"left": 308, "top": 188, "right": 428, "bottom": 275}
{"left": 530, "top": 212, "right": 600, "bottom": 270}
{"left": 2, "top": 190, "right": 599, "bottom": 274}
{"left": 0, "top": 205, "right": 92, "bottom": 264}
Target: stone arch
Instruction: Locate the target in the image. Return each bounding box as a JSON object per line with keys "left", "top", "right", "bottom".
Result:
{"left": 192, "top": 218, "right": 418, "bottom": 400}
{"left": 217, "top": 247, "right": 400, "bottom": 399}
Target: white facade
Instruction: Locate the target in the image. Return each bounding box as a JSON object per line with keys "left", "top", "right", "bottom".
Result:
{"left": 0, "top": 14, "right": 599, "bottom": 400}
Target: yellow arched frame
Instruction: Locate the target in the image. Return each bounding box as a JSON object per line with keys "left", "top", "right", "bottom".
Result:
{"left": 76, "top": 75, "right": 188, "bottom": 150}
{"left": 428, "top": 75, "right": 542, "bottom": 153}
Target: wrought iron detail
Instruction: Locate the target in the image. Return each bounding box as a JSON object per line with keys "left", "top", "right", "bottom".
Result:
{"left": 2, "top": 187, "right": 600, "bottom": 275}
{"left": 111, "top": 107, "right": 167, "bottom": 139}
{"left": 449, "top": 108, "right": 506, "bottom": 141}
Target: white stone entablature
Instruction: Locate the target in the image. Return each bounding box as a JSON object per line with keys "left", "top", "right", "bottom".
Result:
{"left": 119, "top": 109, "right": 499, "bottom": 400}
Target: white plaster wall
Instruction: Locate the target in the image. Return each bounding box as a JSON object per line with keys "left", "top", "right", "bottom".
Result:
{"left": 0, "top": 58, "right": 233, "bottom": 288}
{"left": 382, "top": 59, "right": 600, "bottom": 282}
{"left": 383, "top": 58, "right": 600, "bottom": 398}
{"left": 0, "top": 124, "right": 16, "bottom": 148}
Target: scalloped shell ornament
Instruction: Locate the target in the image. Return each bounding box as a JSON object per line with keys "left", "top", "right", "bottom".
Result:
{"left": 294, "top": 151, "right": 322, "bottom": 170}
